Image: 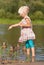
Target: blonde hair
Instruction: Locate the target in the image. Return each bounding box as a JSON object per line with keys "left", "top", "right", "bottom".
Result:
{"left": 18, "top": 6, "right": 29, "bottom": 15}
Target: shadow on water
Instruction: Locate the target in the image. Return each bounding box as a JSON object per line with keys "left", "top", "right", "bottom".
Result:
{"left": 0, "top": 24, "right": 44, "bottom": 61}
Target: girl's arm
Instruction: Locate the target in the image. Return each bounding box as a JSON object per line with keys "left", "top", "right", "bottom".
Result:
{"left": 8, "top": 23, "right": 20, "bottom": 30}
{"left": 19, "top": 18, "right": 31, "bottom": 27}
{"left": 8, "top": 18, "right": 31, "bottom": 30}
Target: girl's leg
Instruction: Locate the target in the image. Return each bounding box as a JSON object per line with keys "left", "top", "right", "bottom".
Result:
{"left": 26, "top": 48, "right": 30, "bottom": 56}
{"left": 25, "top": 40, "right": 30, "bottom": 55}
{"left": 28, "top": 40, "right": 35, "bottom": 62}
{"left": 31, "top": 47, "right": 35, "bottom": 62}
{"left": 25, "top": 40, "right": 30, "bottom": 61}
{"left": 26, "top": 48, "right": 30, "bottom": 62}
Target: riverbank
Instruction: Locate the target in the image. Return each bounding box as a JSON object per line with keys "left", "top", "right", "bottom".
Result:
{"left": 0, "top": 61, "right": 44, "bottom": 65}
{"left": 0, "top": 18, "right": 44, "bottom": 25}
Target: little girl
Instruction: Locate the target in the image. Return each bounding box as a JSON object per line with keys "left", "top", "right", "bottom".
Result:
{"left": 8, "top": 6, "right": 35, "bottom": 62}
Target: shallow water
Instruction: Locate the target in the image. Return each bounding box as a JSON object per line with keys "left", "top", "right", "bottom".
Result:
{"left": 0, "top": 24, "right": 44, "bottom": 61}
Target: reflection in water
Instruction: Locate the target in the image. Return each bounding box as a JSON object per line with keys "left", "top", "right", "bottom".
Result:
{"left": 33, "top": 25, "right": 44, "bottom": 47}
{"left": 36, "top": 48, "right": 44, "bottom": 61}
{"left": 0, "top": 24, "right": 44, "bottom": 61}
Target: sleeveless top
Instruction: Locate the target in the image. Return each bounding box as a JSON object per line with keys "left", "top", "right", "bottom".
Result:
{"left": 21, "top": 15, "right": 32, "bottom": 29}
{"left": 18, "top": 15, "right": 35, "bottom": 43}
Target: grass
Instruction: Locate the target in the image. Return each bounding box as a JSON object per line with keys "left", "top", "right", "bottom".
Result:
{"left": 0, "top": 18, "right": 20, "bottom": 24}
{"left": 0, "top": 18, "right": 44, "bottom": 25}
{"left": 32, "top": 20, "right": 44, "bottom": 25}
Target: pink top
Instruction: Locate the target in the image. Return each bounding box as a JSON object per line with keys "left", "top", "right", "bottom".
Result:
{"left": 18, "top": 16, "right": 35, "bottom": 43}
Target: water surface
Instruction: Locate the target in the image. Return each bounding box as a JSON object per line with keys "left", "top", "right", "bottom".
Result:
{"left": 0, "top": 24, "right": 44, "bottom": 61}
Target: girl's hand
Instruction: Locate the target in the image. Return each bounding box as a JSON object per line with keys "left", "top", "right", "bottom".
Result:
{"left": 8, "top": 23, "right": 21, "bottom": 30}
{"left": 8, "top": 26, "right": 13, "bottom": 30}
